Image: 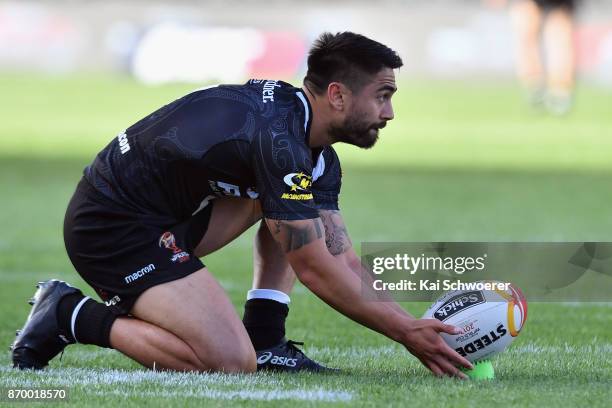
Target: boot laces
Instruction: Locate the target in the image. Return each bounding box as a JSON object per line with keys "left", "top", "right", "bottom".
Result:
{"left": 284, "top": 340, "right": 306, "bottom": 359}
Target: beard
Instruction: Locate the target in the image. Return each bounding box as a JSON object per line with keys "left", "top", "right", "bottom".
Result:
{"left": 329, "top": 110, "right": 386, "bottom": 149}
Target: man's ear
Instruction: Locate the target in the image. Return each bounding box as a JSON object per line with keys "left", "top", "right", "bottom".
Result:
{"left": 327, "top": 82, "right": 350, "bottom": 111}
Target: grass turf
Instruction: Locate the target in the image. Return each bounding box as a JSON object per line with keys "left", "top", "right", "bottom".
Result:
{"left": 0, "top": 73, "right": 611, "bottom": 407}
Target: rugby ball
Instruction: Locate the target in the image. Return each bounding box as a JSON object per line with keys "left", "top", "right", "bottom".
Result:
{"left": 422, "top": 282, "right": 527, "bottom": 362}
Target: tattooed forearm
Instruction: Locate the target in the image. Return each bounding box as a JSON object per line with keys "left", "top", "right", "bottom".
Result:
{"left": 270, "top": 219, "right": 324, "bottom": 253}
{"left": 318, "top": 210, "right": 352, "bottom": 255}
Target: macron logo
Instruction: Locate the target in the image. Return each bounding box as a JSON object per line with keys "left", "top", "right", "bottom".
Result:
{"left": 124, "top": 264, "right": 156, "bottom": 284}
{"left": 262, "top": 80, "right": 281, "bottom": 104}
{"left": 117, "top": 130, "right": 131, "bottom": 155}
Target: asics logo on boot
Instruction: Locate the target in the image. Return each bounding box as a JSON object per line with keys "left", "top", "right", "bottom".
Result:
{"left": 271, "top": 355, "right": 297, "bottom": 367}
{"left": 257, "top": 352, "right": 273, "bottom": 364}
{"left": 257, "top": 352, "right": 298, "bottom": 367}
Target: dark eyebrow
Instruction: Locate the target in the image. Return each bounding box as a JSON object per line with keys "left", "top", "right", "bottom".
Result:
{"left": 377, "top": 85, "right": 397, "bottom": 93}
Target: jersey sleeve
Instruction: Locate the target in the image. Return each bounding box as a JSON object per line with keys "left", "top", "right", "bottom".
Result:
{"left": 311, "top": 147, "right": 342, "bottom": 211}
{"left": 251, "top": 130, "right": 320, "bottom": 220}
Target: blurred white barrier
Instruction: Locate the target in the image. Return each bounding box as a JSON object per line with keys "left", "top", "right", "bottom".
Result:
{"left": 131, "top": 24, "right": 264, "bottom": 84}
{"left": 0, "top": 0, "right": 611, "bottom": 85}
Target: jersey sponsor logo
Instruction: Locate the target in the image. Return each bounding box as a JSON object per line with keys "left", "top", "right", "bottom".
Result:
{"left": 281, "top": 192, "right": 313, "bottom": 200}
{"left": 262, "top": 80, "right": 281, "bottom": 104}
{"left": 124, "top": 264, "right": 156, "bottom": 284}
{"left": 283, "top": 172, "right": 312, "bottom": 191}
{"left": 209, "top": 180, "right": 241, "bottom": 197}
{"left": 281, "top": 172, "right": 313, "bottom": 200}
{"left": 117, "top": 130, "right": 131, "bottom": 154}
{"left": 432, "top": 291, "right": 485, "bottom": 321}
{"left": 209, "top": 180, "right": 260, "bottom": 199}
{"left": 159, "top": 232, "right": 190, "bottom": 263}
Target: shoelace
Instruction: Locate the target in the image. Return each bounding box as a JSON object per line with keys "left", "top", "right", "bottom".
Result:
{"left": 284, "top": 340, "right": 306, "bottom": 359}
{"left": 284, "top": 340, "right": 330, "bottom": 371}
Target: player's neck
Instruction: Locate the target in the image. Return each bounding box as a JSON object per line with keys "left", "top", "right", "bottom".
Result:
{"left": 302, "top": 86, "right": 333, "bottom": 148}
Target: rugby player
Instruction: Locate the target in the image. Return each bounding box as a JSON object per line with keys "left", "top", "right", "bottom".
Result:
{"left": 12, "top": 32, "right": 472, "bottom": 377}
{"left": 506, "top": 0, "right": 578, "bottom": 114}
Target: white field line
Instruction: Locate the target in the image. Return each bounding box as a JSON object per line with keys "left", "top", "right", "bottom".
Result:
{"left": 2, "top": 344, "right": 609, "bottom": 385}
{"left": 1, "top": 343, "right": 609, "bottom": 402}
{"left": 559, "top": 302, "right": 612, "bottom": 307}
{"left": 511, "top": 343, "right": 612, "bottom": 354}
{"left": 6, "top": 342, "right": 610, "bottom": 370}
{"left": 307, "top": 345, "right": 400, "bottom": 358}
{"left": 0, "top": 366, "right": 353, "bottom": 402}
{"left": 0, "top": 366, "right": 281, "bottom": 387}
{"left": 91, "top": 388, "right": 353, "bottom": 402}
{"left": 308, "top": 344, "right": 612, "bottom": 357}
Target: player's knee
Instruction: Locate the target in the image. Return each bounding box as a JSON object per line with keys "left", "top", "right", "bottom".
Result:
{"left": 180, "top": 356, "right": 211, "bottom": 373}
{"left": 217, "top": 349, "right": 257, "bottom": 373}
{"left": 198, "top": 345, "right": 256, "bottom": 373}
{"left": 189, "top": 335, "right": 256, "bottom": 373}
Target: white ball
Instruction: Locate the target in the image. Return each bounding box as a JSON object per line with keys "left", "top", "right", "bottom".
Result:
{"left": 422, "top": 282, "right": 528, "bottom": 362}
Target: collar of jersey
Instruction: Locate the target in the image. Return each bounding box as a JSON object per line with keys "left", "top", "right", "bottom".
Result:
{"left": 295, "top": 90, "right": 313, "bottom": 147}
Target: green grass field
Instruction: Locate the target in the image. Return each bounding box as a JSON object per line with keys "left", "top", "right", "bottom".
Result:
{"left": 0, "top": 73, "right": 611, "bottom": 407}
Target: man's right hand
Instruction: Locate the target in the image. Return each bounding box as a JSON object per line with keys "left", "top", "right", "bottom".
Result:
{"left": 265, "top": 217, "right": 473, "bottom": 379}
{"left": 400, "top": 318, "right": 473, "bottom": 379}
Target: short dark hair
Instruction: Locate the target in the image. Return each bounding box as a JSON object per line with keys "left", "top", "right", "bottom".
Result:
{"left": 304, "top": 32, "right": 403, "bottom": 94}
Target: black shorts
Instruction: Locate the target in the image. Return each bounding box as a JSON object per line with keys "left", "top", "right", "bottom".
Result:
{"left": 63, "top": 178, "right": 213, "bottom": 314}
{"left": 533, "top": 0, "right": 576, "bottom": 11}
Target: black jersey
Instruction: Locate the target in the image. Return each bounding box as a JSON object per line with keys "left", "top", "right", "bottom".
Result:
{"left": 84, "top": 80, "right": 342, "bottom": 221}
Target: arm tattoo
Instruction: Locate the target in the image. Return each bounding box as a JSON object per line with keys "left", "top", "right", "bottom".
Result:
{"left": 271, "top": 219, "right": 324, "bottom": 253}
{"left": 318, "top": 210, "right": 352, "bottom": 255}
